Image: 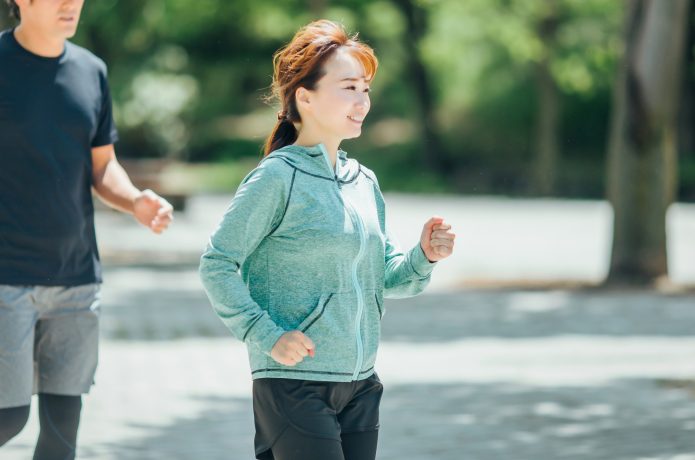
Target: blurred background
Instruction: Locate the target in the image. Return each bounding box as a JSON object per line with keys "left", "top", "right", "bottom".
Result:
{"left": 2, "top": 0, "right": 695, "bottom": 459}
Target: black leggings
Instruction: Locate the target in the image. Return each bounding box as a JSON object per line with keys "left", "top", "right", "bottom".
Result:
{"left": 0, "top": 394, "right": 82, "bottom": 460}
{"left": 0, "top": 404, "right": 30, "bottom": 447}
{"left": 270, "top": 427, "right": 378, "bottom": 460}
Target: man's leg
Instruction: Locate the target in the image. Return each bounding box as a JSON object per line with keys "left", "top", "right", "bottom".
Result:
{"left": 32, "top": 284, "right": 100, "bottom": 459}
{"left": 0, "top": 405, "right": 31, "bottom": 446}
{"left": 33, "top": 394, "right": 82, "bottom": 460}
{"left": 33, "top": 285, "right": 100, "bottom": 398}
{"left": 0, "top": 285, "right": 38, "bottom": 447}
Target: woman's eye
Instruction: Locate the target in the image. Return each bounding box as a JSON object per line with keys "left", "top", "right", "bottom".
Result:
{"left": 343, "top": 85, "right": 370, "bottom": 93}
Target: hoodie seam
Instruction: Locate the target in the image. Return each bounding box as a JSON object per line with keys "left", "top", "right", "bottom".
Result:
{"left": 251, "top": 366, "right": 375, "bottom": 377}
{"left": 268, "top": 168, "right": 296, "bottom": 237}
{"left": 270, "top": 155, "right": 361, "bottom": 184}
{"left": 272, "top": 157, "right": 334, "bottom": 181}
{"left": 359, "top": 168, "right": 377, "bottom": 186}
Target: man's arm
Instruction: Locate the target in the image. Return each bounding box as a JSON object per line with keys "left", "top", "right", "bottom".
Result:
{"left": 92, "top": 144, "right": 173, "bottom": 234}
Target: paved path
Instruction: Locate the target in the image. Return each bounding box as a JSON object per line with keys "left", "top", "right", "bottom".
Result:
{"left": 3, "top": 196, "right": 695, "bottom": 459}
{"left": 4, "top": 268, "right": 695, "bottom": 459}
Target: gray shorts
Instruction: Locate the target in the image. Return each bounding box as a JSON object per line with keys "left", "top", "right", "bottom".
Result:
{"left": 0, "top": 283, "right": 101, "bottom": 408}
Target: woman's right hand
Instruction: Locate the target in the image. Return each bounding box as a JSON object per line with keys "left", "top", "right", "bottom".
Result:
{"left": 270, "top": 331, "right": 316, "bottom": 366}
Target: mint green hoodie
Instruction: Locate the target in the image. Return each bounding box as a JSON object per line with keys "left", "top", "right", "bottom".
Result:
{"left": 199, "top": 144, "right": 436, "bottom": 382}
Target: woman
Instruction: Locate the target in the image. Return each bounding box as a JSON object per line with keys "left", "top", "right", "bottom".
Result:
{"left": 199, "top": 19, "right": 455, "bottom": 460}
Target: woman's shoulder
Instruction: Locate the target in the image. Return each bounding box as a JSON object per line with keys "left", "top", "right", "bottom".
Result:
{"left": 241, "top": 155, "right": 296, "bottom": 187}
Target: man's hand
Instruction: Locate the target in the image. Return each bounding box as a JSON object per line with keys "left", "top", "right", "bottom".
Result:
{"left": 133, "top": 189, "right": 173, "bottom": 234}
{"left": 270, "top": 330, "right": 316, "bottom": 366}
{"left": 420, "top": 216, "right": 455, "bottom": 262}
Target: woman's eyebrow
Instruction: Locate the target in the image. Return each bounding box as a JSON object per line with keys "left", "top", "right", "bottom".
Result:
{"left": 340, "top": 76, "right": 367, "bottom": 81}
{"left": 339, "top": 76, "right": 371, "bottom": 83}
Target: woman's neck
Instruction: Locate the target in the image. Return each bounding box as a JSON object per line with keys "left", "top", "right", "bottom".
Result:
{"left": 293, "top": 129, "right": 339, "bottom": 168}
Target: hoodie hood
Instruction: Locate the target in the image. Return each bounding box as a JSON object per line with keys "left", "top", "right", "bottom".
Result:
{"left": 263, "top": 144, "right": 361, "bottom": 184}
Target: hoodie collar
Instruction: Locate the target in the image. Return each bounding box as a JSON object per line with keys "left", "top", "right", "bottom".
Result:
{"left": 265, "top": 144, "right": 357, "bottom": 183}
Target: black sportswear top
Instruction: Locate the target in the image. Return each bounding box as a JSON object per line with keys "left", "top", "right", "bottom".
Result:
{"left": 0, "top": 29, "right": 118, "bottom": 285}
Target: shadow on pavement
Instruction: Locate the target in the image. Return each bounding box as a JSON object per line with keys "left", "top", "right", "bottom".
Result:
{"left": 82, "top": 379, "right": 695, "bottom": 460}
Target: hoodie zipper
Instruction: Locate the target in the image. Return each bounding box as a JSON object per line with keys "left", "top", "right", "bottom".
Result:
{"left": 319, "top": 144, "right": 366, "bottom": 380}
{"left": 344, "top": 196, "right": 367, "bottom": 380}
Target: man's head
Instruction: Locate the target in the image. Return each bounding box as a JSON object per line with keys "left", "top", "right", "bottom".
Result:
{"left": 10, "top": 0, "right": 85, "bottom": 39}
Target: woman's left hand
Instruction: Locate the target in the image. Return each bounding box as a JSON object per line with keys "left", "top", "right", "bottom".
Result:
{"left": 420, "top": 216, "right": 455, "bottom": 262}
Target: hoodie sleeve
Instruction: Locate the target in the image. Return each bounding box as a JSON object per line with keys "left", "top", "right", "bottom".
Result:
{"left": 199, "top": 159, "right": 291, "bottom": 355}
{"left": 368, "top": 170, "right": 437, "bottom": 298}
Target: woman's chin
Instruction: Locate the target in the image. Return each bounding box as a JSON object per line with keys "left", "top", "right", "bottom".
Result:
{"left": 343, "top": 129, "right": 362, "bottom": 140}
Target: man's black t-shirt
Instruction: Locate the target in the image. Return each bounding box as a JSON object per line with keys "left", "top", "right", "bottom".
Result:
{"left": 0, "top": 29, "right": 118, "bottom": 286}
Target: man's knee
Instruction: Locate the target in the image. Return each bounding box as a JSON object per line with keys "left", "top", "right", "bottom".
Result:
{"left": 0, "top": 404, "right": 31, "bottom": 446}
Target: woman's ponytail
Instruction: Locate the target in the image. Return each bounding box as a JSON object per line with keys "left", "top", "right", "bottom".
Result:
{"left": 264, "top": 117, "right": 298, "bottom": 155}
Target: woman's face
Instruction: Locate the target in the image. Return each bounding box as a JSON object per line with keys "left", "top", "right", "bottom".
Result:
{"left": 300, "top": 47, "right": 371, "bottom": 142}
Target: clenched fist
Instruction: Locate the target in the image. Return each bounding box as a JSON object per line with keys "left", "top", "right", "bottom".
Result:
{"left": 270, "top": 330, "right": 316, "bottom": 366}
{"left": 420, "top": 216, "right": 455, "bottom": 262}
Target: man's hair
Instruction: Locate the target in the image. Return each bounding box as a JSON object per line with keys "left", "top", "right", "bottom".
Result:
{"left": 5, "top": 0, "right": 20, "bottom": 20}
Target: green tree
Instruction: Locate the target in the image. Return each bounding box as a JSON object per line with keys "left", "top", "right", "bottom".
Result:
{"left": 390, "top": 0, "right": 451, "bottom": 175}
{"left": 532, "top": 0, "right": 562, "bottom": 196}
{"left": 2, "top": 0, "right": 632, "bottom": 196}
{"left": 417, "top": 0, "right": 620, "bottom": 195}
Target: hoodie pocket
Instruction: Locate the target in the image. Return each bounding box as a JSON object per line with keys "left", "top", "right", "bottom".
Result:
{"left": 298, "top": 293, "right": 334, "bottom": 333}
{"left": 290, "top": 292, "right": 356, "bottom": 374}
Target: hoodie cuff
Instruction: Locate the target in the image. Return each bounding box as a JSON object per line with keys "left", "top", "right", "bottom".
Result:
{"left": 250, "top": 320, "right": 287, "bottom": 357}
{"left": 409, "top": 244, "right": 437, "bottom": 278}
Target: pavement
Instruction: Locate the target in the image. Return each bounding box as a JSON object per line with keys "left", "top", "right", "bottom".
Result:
{"left": 3, "top": 194, "right": 695, "bottom": 459}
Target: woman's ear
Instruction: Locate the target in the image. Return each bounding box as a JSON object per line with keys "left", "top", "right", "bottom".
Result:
{"left": 295, "top": 87, "right": 312, "bottom": 113}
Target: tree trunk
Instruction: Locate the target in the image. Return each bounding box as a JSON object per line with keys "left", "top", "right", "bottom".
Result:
{"left": 532, "top": 2, "right": 561, "bottom": 196}
{"left": 391, "top": 0, "right": 451, "bottom": 175}
{"left": 606, "top": 0, "right": 691, "bottom": 284}
{"left": 677, "top": 2, "right": 695, "bottom": 159}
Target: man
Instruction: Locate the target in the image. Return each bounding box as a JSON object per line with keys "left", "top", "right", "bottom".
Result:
{"left": 0, "top": 1, "right": 174, "bottom": 458}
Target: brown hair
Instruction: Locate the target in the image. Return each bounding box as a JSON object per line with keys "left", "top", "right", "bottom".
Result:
{"left": 263, "top": 20, "right": 378, "bottom": 156}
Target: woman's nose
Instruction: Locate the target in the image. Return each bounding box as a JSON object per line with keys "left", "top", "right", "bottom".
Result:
{"left": 356, "top": 93, "right": 370, "bottom": 110}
